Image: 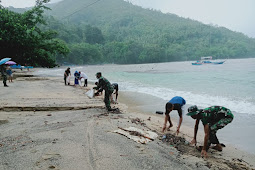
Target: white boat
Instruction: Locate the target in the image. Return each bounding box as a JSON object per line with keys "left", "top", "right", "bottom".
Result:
{"left": 192, "top": 56, "right": 225, "bottom": 65}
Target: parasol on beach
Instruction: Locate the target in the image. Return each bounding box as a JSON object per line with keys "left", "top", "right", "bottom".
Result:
{"left": 0, "top": 58, "right": 11, "bottom": 65}
{"left": 5, "top": 61, "right": 17, "bottom": 65}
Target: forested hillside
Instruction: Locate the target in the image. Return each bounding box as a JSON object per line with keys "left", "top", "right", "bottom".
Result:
{"left": 44, "top": 0, "right": 255, "bottom": 64}
{"left": 3, "top": 0, "right": 255, "bottom": 65}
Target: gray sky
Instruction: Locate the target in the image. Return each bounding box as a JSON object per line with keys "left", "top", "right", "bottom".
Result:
{"left": 126, "top": 0, "right": 255, "bottom": 38}
{"left": 0, "top": 0, "right": 62, "bottom": 8}
{"left": 1, "top": 0, "right": 255, "bottom": 38}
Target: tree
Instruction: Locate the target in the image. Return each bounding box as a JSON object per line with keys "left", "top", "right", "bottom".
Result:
{"left": 84, "top": 25, "right": 105, "bottom": 44}
{"left": 0, "top": 0, "right": 69, "bottom": 67}
{"left": 68, "top": 43, "right": 102, "bottom": 64}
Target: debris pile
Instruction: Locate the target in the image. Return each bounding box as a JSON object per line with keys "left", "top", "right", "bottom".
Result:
{"left": 130, "top": 118, "right": 146, "bottom": 126}
{"left": 161, "top": 133, "right": 191, "bottom": 154}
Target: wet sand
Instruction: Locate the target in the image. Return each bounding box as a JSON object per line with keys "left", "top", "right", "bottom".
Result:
{"left": 0, "top": 70, "right": 254, "bottom": 170}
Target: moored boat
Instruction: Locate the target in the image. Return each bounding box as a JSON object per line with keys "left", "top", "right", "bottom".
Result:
{"left": 192, "top": 56, "right": 225, "bottom": 65}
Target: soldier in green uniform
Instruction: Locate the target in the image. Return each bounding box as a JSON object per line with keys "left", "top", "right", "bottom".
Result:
{"left": 93, "top": 72, "right": 114, "bottom": 111}
{"left": 187, "top": 105, "right": 234, "bottom": 157}
{"left": 0, "top": 64, "right": 8, "bottom": 87}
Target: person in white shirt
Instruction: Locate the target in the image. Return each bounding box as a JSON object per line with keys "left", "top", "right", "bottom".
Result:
{"left": 79, "top": 71, "right": 88, "bottom": 87}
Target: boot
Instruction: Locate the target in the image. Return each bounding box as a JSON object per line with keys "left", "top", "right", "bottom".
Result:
{"left": 212, "top": 144, "right": 223, "bottom": 151}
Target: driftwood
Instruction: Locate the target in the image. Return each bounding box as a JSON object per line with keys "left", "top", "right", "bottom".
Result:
{"left": 117, "top": 127, "right": 154, "bottom": 141}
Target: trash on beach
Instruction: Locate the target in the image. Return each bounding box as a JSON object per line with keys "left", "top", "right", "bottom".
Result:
{"left": 113, "top": 127, "right": 158, "bottom": 144}
{"left": 85, "top": 88, "right": 95, "bottom": 99}
{"left": 131, "top": 118, "right": 146, "bottom": 126}
{"left": 156, "top": 111, "right": 163, "bottom": 114}
{"left": 161, "top": 133, "right": 192, "bottom": 154}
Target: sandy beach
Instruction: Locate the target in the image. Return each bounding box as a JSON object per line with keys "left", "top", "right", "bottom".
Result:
{"left": 0, "top": 69, "right": 254, "bottom": 170}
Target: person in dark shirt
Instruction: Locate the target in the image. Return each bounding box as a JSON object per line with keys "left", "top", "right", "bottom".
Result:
{"left": 112, "top": 83, "right": 118, "bottom": 102}
{"left": 64, "top": 67, "right": 71, "bottom": 85}
{"left": 162, "top": 96, "right": 186, "bottom": 134}
{"left": 93, "top": 72, "right": 114, "bottom": 111}
{"left": 0, "top": 64, "right": 8, "bottom": 87}
{"left": 187, "top": 105, "right": 234, "bottom": 158}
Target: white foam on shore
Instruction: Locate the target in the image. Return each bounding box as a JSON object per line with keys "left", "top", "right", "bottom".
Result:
{"left": 33, "top": 65, "right": 255, "bottom": 115}
{"left": 120, "top": 81, "right": 255, "bottom": 115}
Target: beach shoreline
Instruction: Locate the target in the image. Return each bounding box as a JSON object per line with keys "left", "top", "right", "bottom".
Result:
{"left": 118, "top": 90, "right": 255, "bottom": 164}
{"left": 0, "top": 69, "right": 254, "bottom": 169}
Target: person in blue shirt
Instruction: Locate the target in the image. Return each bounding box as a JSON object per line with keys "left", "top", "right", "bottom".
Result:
{"left": 162, "top": 96, "right": 186, "bottom": 135}
{"left": 74, "top": 71, "right": 80, "bottom": 86}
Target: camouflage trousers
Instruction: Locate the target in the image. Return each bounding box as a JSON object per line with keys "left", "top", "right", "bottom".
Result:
{"left": 104, "top": 90, "right": 113, "bottom": 110}
{"left": 209, "top": 109, "right": 234, "bottom": 145}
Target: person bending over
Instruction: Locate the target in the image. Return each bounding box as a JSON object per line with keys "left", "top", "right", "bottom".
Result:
{"left": 162, "top": 96, "right": 186, "bottom": 134}
{"left": 79, "top": 71, "right": 88, "bottom": 87}
{"left": 93, "top": 72, "right": 114, "bottom": 111}
{"left": 187, "top": 105, "right": 234, "bottom": 158}
{"left": 111, "top": 83, "right": 119, "bottom": 103}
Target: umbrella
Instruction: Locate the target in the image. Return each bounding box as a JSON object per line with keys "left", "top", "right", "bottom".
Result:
{"left": 0, "top": 58, "right": 11, "bottom": 65}
{"left": 5, "top": 61, "right": 17, "bottom": 65}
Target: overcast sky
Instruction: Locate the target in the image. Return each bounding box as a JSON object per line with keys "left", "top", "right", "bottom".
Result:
{"left": 1, "top": 0, "right": 255, "bottom": 38}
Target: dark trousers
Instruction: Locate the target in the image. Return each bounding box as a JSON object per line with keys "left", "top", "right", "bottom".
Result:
{"left": 64, "top": 77, "right": 67, "bottom": 85}
{"left": 208, "top": 117, "right": 233, "bottom": 146}
{"left": 2, "top": 75, "right": 7, "bottom": 86}
{"left": 84, "top": 79, "right": 87, "bottom": 87}
{"left": 104, "top": 90, "right": 113, "bottom": 110}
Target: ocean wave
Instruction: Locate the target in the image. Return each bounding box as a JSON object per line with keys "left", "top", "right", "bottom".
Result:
{"left": 120, "top": 82, "right": 255, "bottom": 115}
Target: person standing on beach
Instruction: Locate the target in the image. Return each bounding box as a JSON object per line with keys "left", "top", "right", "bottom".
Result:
{"left": 6, "top": 65, "right": 13, "bottom": 83}
{"left": 187, "top": 105, "right": 234, "bottom": 158}
{"left": 111, "top": 83, "right": 119, "bottom": 103}
{"left": 93, "top": 72, "right": 114, "bottom": 111}
{"left": 79, "top": 71, "right": 88, "bottom": 87}
{"left": 162, "top": 96, "right": 186, "bottom": 135}
{"left": 0, "top": 64, "right": 8, "bottom": 87}
{"left": 74, "top": 71, "right": 80, "bottom": 86}
{"left": 64, "top": 67, "right": 71, "bottom": 85}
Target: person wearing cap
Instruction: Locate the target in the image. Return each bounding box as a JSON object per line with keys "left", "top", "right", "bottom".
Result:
{"left": 79, "top": 71, "right": 88, "bottom": 87}
{"left": 187, "top": 105, "right": 234, "bottom": 158}
{"left": 162, "top": 96, "right": 186, "bottom": 134}
{"left": 64, "top": 67, "right": 71, "bottom": 85}
{"left": 93, "top": 72, "right": 114, "bottom": 111}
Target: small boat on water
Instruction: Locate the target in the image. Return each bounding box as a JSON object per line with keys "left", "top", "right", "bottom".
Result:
{"left": 192, "top": 56, "right": 225, "bottom": 65}
{"left": 11, "top": 64, "right": 34, "bottom": 69}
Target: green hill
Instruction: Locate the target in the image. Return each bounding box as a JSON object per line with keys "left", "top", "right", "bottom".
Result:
{"left": 6, "top": 0, "right": 255, "bottom": 65}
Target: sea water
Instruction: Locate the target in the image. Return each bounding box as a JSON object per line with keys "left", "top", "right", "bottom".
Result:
{"left": 34, "top": 58, "right": 255, "bottom": 154}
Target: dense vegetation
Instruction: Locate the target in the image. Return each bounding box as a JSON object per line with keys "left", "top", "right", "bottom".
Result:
{"left": 2, "top": 0, "right": 255, "bottom": 66}
{"left": 45, "top": 0, "right": 255, "bottom": 65}
{"left": 0, "top": 0, "right": 69, "bottom": 67}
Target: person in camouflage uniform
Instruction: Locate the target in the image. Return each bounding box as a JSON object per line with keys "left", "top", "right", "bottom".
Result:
{"left": 93, "top": 72, "right": 114, "bottom": 111}
{"left": 0, "top": 64, "right": 8, "bottom": 87}
{"left": 187, "top": 105, "right": 234, "bottom": 157}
